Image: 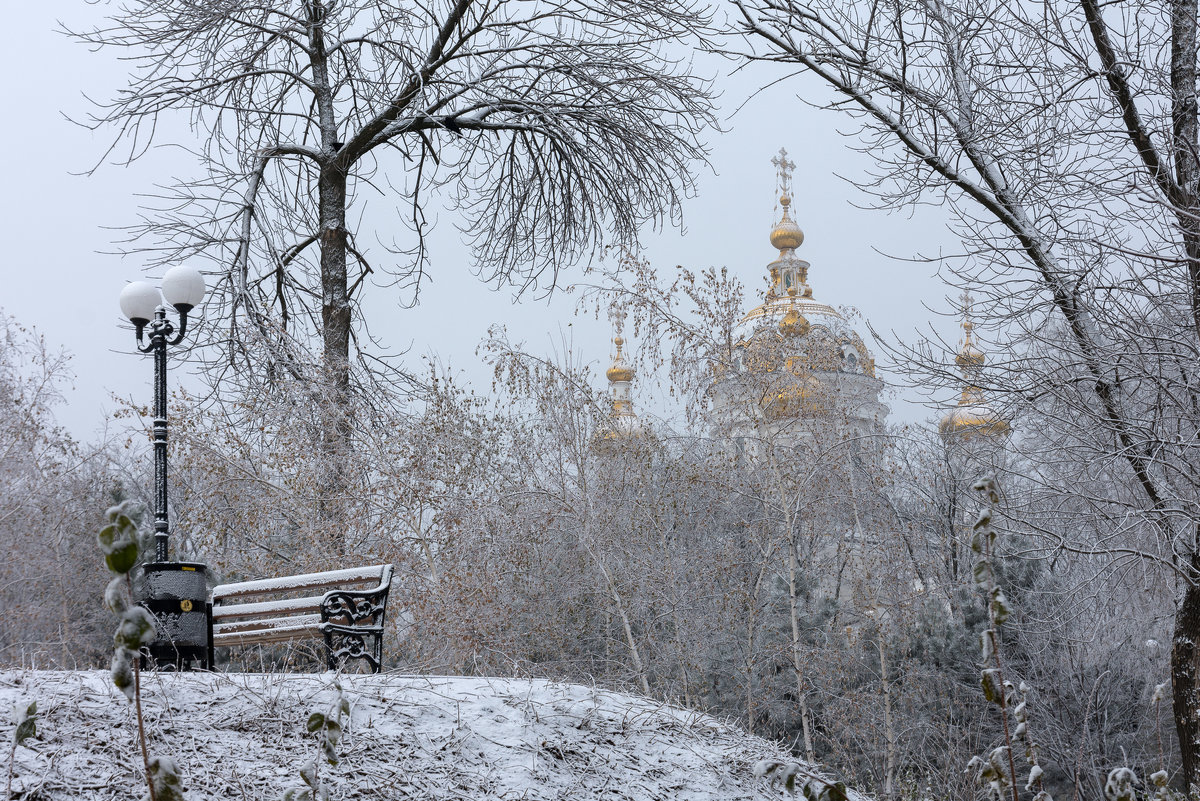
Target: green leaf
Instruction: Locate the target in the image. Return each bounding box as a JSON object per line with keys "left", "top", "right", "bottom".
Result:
{"left": 981, "top": 669, "right": 1002, "bottom": 704}
{"left": 114, "top": 607, "right": 157, "bottom": 650}
{"left": 148, "top": 755, "right": 186, "bottom": 801}
{"left": 12, "top": 701, "right": 36, "bottom": 746}
{"left": 97, "top": 524, "right": 118, "bottom": 552}
{"left": 991, "top": 588, "right": 1010, "bottom": 626}
{"left": 989, "top": 746, "right": 1013, "bottom": 787}
{"left": 973, "top": 508, "right": 993, "bottom": 531}
{"left": 105, "top": 540, "right": 139, "bottom": 574}
{"left": 300, "top": 759, "right": 317, "bottom": 788}
{"left": 824, "top": 782, "right": 848, "bottom": 801}
{"left": 14, "top": 717, "right": 35, "bottom": 745}
{"left": 111, "top": 651, "right": 134, "bottom": 700}
{"left": 104, "top": 576, "right": 129, "bottom": 614}
{"left": 306, "top": 712, "right": 326, "bottom": 733}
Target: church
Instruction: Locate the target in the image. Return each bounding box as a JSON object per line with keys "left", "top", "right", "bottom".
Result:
{"left": 598, "top": 148, "right": 1009, "bottom": 453}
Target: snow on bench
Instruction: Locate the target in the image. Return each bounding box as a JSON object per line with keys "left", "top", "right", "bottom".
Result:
{"left": 211, "top": 564, "right": 394, "bottom": 673}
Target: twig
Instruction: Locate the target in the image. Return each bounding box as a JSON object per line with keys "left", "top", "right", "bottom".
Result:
{"left": 131, "top": 619, "right": 156, "bottom": 801}
{"left": 5, "top": 729, "right": 16, "bottom": 800}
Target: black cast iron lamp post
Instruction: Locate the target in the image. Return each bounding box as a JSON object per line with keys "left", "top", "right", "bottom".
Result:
{"left": 119, "top": 265, "right": 211, "bottom": 669}
{"left": 119, "top": 266, "right": 205, "bottom": 562}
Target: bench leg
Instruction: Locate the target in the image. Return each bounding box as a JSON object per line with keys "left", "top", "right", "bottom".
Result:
{"left": 205, "top": 602, "right": 214, "bottom": 671}
{"left": 321, "top": 628, "right": 382, "bottom": 674}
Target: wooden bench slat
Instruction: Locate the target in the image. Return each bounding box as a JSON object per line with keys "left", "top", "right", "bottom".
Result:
{"left": 213, "top": 621, "right": 323, "bottom": 647}
{"left": 214, "top": 614, "right": 322, "bottom": 637}
{"left": 211, "top": 595, "right": 326, "bottom": 621}
{"left": 213, "top": 564, "right": 390, "bottom": 601}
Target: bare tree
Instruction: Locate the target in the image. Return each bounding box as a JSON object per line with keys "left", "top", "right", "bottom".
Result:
{"left": 733, "top": 0, "right": 1200, "bottom": 789}
{"left": 0, "top": 313, "right": 118, "bottom": 668}
{"left": 70, "top": 0, "right": 715, "bottom": 524}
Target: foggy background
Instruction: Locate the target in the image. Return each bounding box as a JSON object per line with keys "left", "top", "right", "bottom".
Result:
{"left": 1, "top": 3, "right": 959, "bottom": 439}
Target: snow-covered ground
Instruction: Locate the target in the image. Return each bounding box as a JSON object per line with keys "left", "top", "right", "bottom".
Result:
{"left": 1, "top": 670, "right": 845, "bottom": 800}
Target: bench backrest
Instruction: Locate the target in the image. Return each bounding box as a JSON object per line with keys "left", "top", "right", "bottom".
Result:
{"left": 212, "top": 564, "right": 393, "bottom": 606}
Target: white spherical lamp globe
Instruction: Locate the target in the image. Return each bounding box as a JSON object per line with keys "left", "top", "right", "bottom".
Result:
{"left": 119, "top": 282, "right": 162, "bottom": 325}
{"left": 161, "top": 265, "right": 206, "bottom": 313}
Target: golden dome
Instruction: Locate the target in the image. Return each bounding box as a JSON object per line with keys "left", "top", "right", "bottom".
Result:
{"left": 778, "top": 287, "right": 810, "bottom": 338}
{"left": 763, "top": 375, "right": 824, "bottom": 420}
{"left": 956, "top": 347, "right": 985, "bottom": 368}
{"left": 596, "top": 332, "right": 644, "bottom": 443}
{"left": 770, "top": 195, "right": 805, "bottom": 251}
{"left": 956, "top": 320, "right": 985, "bottom": 368}
{"left": 941, "top": 305, "right": 1009, "bottom": 440}
{"left": 939, "top": 404, "right": 1011, "bottom": 439}
{"left": 738, "top": 175, "right": 840, "bottom": 334}
{"left": 606, "top": 336, "right": 635, "bottom": 383}
{"left": 606, "top": 364, "right": 635, "bottom": 383}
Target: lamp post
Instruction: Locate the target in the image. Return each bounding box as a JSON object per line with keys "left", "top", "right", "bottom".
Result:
{"left": 119, "top": 265, "right": 211, "bottom": 669}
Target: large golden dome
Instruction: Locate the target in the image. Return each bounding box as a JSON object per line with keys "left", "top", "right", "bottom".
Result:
{"left": 731, "top": 180, "right": 875, "bottom": 381}
{"left": 762, "top": 375, "right": 824, "bottom": 420}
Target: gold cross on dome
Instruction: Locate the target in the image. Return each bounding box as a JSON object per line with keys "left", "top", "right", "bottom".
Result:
{"left": 959, "top": 290, "right": 974, "bottom": 333}
{"left": 955, "top": 291, "right": 974, "bottom": 321}
{"left": 771, "top": 148, "right": 795, "bottom": 198}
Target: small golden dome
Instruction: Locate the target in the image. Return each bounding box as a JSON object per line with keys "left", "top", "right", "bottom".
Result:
{"left": 770, "top": 195, "right": 805, "bottom": 251}
{"left": 939, "top": 405, "right": 1011, "bottom": 439}
{"left": 606, "top": 364, "right": 635, "bottom": 382}
{"left": 606, "top": 336, "right": 635, "bottom": 383}
{"left": 956, "top": 347, "right": 985, "bottom": 368}
{"left": 956, "top": 321, "right": 985, "bottom": 367}
{"left": 778, "top": 287, "right": 810, "bottom": 338}
{"left": 941, "top": 311, "right": 1009, "bottom": 440}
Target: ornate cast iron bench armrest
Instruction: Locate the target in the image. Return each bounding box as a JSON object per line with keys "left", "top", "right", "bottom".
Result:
{"left": 318, "top": 568, "right": 393, "bottom": 672}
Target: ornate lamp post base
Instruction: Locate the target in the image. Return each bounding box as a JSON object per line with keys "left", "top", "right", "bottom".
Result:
{"left": 138, "top": 562, "right": 212, "bottom": 670}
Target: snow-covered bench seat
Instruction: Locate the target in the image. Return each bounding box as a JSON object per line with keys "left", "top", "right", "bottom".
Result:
{"left": 210, "top": 564, "right": 394, "bottom": 673}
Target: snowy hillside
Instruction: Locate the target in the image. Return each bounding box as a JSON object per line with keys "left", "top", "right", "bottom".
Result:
{"left": 1, "top": 670, "right": 850, "bottom": 800}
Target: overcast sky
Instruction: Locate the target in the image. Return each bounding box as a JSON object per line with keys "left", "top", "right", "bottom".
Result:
{"left": 2, "top": 3, "right": 961, "bottom": 441}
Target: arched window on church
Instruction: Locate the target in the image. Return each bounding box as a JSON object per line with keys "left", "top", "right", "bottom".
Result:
{"left": 842, "top": 345, "right": 860, "bottom": 373}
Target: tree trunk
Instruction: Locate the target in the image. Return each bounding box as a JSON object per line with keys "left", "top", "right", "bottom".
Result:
{"left": 1170, "top": 0, "right": 1200, "bottom": 340}
{"left": 318, "top": 166, "right": 352, "bottom": 552}
{"left": 787, "top": 527, "right": 816, "bottom": 763}
{"left": 879, "top": 632, "right": 896, "bottom": 801}
{"left": 1173, "top": 546, "right": 1200, "bottom": 793}
{"left": 1170, "top": 0, "right": 1200, "bottom": 786}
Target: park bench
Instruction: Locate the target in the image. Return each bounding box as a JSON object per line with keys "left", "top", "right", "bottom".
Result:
{"left": 210, "top": 563, "right": 394, "bottom": 673}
